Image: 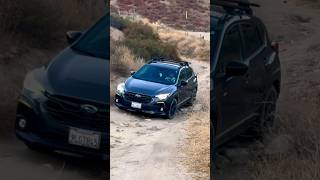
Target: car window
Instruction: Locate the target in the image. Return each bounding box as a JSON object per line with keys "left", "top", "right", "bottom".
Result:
{"left": 217, "top": 25, "right": 242, "bottom": 73}
{"left": 185, "top": 67, "right": 193, "bottom": 79}
{"left": 241, "top": 23, "right": 263, "bottom": 58}
{"left": 133, "top": 64, "right": 179, "bottom": 85}
{"left": 178, "top": 69, "right": 188, "bottom": 83}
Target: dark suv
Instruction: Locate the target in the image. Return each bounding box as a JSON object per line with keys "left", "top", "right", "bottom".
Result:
{"left": 211, "top": 1, "right": 281, "bottom": 146}
{"left": 115, "top": 58, "right": 198, "bottom": 119}
{"left": 15, "top": 15, "right": 109, "bottom": 160}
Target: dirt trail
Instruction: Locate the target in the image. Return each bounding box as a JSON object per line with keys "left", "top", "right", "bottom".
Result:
{"left": 216, "top": 0, "right": 320, "bottom": 179}
{"left": 0, "top": 136, "right": 107, "bottom": 180}
{"left": 110, "top": 59, "right": 210, "bottom": 180}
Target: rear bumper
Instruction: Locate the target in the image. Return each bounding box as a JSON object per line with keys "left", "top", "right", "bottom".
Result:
{"left": 114, "top": 94, "right": 167, "bottom": 116}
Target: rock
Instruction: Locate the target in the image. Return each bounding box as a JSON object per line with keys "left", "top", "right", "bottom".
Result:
{"left": 135, "top": 122, "right": 143, "bottom": 127}
{"left": 136, "top": 131, "right": 147, "bottom": 135}
{"left": 264, "top": 135, "right": 293, "bottom": 155}
{"left": 122, "top": 122, "right": 129, "bottom": 127}
{"left": 180, "top": 108, "right": 188, "bottom": 112}
{"left": 147, "top": 126, "right": 161, "bottom": 131}
{"left": 193, "top": 104, "right": 202, "bottom": 111}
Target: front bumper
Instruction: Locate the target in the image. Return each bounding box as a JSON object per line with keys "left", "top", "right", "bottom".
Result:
{"left": 15, "top": 97, "right": 109, "bottom": 160}
{"left": 15, "top": 130, "right": 108, "bottom": 160}
{"left": 114, "top": 94, "right": 167, "bottom": 116}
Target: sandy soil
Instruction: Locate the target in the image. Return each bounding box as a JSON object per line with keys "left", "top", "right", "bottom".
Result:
{"left": 110, "top": 58, "right": 210, "bottom": 179}
{"left": 0, "top": 136, "right": 107, "bottom": 180}
{"left": 215, "top": 0, "right": 320, "bottom": 179}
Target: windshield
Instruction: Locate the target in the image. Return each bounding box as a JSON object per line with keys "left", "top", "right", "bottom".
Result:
{"left": 133, "top": 64, "right": 179, "bottom": 85}
{"left": 71, "top": 15, "right": 109, "bottom": 59}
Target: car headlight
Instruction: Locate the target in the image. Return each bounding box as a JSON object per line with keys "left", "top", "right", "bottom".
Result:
{"left": 22, "top": 69, "right": 45, "bottom": 99}
{"left": 116, "top": 82, "right": 125, "bottom": 96}
{"left": 155, "top": 93, "right": 170, "bottom": 101}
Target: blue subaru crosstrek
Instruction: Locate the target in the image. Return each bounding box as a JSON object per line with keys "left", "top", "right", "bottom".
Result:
{"left": 15, "top": 15, "right": 109, "bottom": 160}
{"left": 211, "top": 0, "right": 281, "bottom": 147}
{"left": 115, "top": 58, "right": 198, "bottom": 119}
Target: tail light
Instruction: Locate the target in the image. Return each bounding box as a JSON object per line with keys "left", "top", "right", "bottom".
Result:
{"left": 271, "top": 41, "right": 279, "bottom": 53}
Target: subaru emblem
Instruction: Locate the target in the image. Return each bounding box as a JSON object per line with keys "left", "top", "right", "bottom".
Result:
{"left": 80, "top": 104, "right": 98, "bottom": 114}
{"left": 135, "top": 94, "right": 141, "bottom": 98}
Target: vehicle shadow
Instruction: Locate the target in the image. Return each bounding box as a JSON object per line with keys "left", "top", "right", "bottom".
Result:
{"left": 113, "top": 105, "right": 191, "bottom": 124}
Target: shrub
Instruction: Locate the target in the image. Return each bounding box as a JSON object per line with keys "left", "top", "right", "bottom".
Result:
{"left": 122, "top": 21, "right": 179, "bottom": 61}
{"left": 110, "top": 40, "right": 144, "bottom": 75}
{"left": 0, "top": 0, "right": 105, "bottom": 48}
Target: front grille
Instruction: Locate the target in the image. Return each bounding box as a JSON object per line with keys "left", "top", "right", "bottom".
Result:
{"left": 44, "top": 93, "right": 108, "bottom": 132}
{"left": 124, "top": 92, "right": 152, "bottom": 103}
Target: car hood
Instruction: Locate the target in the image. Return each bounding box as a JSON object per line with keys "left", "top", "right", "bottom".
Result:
{"left": 45, "top": 48, "right": 109, "bottom": 104}
{"left": 125, "top": 77, "right": 175, "bottom": 96}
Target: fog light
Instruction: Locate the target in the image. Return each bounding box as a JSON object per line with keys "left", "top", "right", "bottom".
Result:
{"left": 18, "top": 118, "right": 27, "bottom": 129}
{"left": 160, "top": 108, "right": 164, "bottom": 111}
{"left": 115, "top": 99, "right": 119, "bottom": 103}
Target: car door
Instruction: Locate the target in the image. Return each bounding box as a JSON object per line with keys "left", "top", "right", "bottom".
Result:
{"left": 177, "top": 68, "right": 189, "bottom": 104}
{"left": 239, "top": 21, "right": 267, "bottom": 116}
{"left": 185, "top": 67, "right": 197, "bottom": 97}
{"left": 214, "top": 23, "right": 255, "bottom": 140}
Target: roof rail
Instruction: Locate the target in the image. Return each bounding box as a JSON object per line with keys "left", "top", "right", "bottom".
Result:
{"left": 148, "top": 57, "right": 190, "bottom": 67}
{"left": 211, "top": 0, "right": 260, "bottom": 15}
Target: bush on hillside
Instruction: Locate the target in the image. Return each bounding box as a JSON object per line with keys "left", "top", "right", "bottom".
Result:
{"left": 0, "top": 0, "right": 105, "bottom": 47}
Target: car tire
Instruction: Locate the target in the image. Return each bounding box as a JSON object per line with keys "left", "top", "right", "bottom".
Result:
{"left": 186, "top": 88, "right": 197, "bottom": 106}
{"left": 117, "top": 106, "right": 126, "bottom": 111}
{"left": 166, "top": 99, "right": 177, "bottom": 119}
{"left": 254, "top": 86, "right": 278, "bottom": 135}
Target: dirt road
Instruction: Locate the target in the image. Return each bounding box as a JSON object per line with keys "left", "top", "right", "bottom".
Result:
{"left": 216, "top": 0, "right": 320, "bottom": 179}
{"left": 110, "top": 59, "right": 210, "bottom": 180}
{"left": 0, "top": 136, "right": 107, "bottom": 180}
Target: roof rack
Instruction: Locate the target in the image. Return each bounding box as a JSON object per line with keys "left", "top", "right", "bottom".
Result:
{"left": 148, "top": 57, "right": 190, "bottom": 67}
{"left": 211, "top": 0, "right": 260, "bottom": 15}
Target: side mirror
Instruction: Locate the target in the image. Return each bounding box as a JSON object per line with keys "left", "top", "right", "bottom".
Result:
{"left": 66, "top": 31, "right": 82, "bottom": 44}
{"left": 130, "top": 71, "right": 136, "bottom": 76}
{"left": 225, "top": 61, "right": 248, "bottom": 77}
{"left": 180, "top": 80, "right": 188, "bottom": 86}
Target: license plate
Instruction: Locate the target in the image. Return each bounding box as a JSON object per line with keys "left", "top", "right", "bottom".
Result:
{"left": 131, "top": 102, "right": 142, "bottom": 109}
{"left": 68, "top": 128, "right": 101, "bottom": 149}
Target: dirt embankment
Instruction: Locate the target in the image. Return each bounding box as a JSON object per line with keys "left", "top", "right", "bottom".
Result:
{"left": 216, "top": 0, "right": 320, "bottom": 179}
{"left": 111, "top": 0, "right": 210, "bottom": 31}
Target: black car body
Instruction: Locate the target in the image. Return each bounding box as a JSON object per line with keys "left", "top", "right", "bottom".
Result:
{"left": 115, "top": 58, "right": 198, "bottom": 119}
{"left": 211, "top": 1, "right": 281, "bottom": 146}
{"left": 15, "top": 15, "right": 109, "bottom": 160}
